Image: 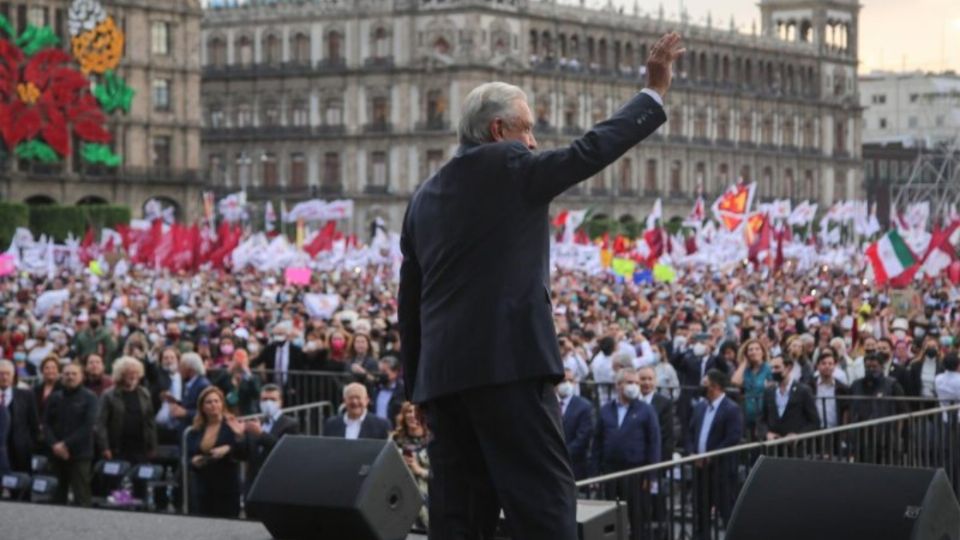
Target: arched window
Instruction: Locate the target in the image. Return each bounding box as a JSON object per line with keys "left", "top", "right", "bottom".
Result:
{"left": 327, "top": 31, "right": 343, "bottom": 63}
{"left": 261, "top": 100, "right": 280, "bottom": 126}
{"left": 262, "top": 153, "right": 278, "bottom": 187}
{"left": 208, "top": 37, "right": 226, "bottom": 67}
{"left": 263, "top": 33, "right": 281, "bottom": 64}
{"left": 433, "top": 36, "right": 450, "bottom": 55}
{"left": 291, "top": 33, "right": 310, "bottom": 64}
{"left": 372, "top": 27, "right": 390, "bottom": 58}
{"left": 235, "top": 35, "right": 253, "bottom": 65}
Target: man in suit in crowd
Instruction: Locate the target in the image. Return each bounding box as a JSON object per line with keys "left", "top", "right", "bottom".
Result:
{"left": 371, "top": 355, "right": 405, "bottom": 428}
{"left": 638, "top": 365, "right": 674, "bottom": 537}
{"left": 324, "top": 383, "right": 390, "bottom": 440}
{"left": 758, "top": 356, "right": 820, "bottom": 440}
{"left": 398, "top": 33, "right": 683, "bottom": 540}
{"left": 557, "top": 369, "right": 594, "bottom": 480}
{"left": 687, "top": 369, "right": 743, "bottom": 540}
{"left": 811, "top": 349, "right": 850, "bottom": 429}
{"left": 672, "top": 331, "right": 721, "bottom": 450}
{"left": 0, "top": 359, "right": 40, "bottom": 472}
{"left": 44, "top": 363, "right": 99, "bottom": 506}
{"left": 169, "top": 352, "right": 210, "bottom": 435}
{"left": 244, "top": 384, "right": 300, "bottom": 502}
{"left": 593, "top": 368, "right": 661, "bottom": 536}
{"left": 252, "top": 322, "right": 308, "bottom": 391}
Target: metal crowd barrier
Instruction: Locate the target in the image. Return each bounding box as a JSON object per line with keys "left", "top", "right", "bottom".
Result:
{"left": 575, "top": 402, "right": 960, "bottom": 540}
{"left": 181, "top": 400, "right": 334, "bottom": 515}
{"left": 257, "top": 369, "right": 355, "bottom": 407}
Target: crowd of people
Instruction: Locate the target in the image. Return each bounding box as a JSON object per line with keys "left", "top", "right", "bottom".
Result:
{"left": 2, "top": 262, "right": 960, "bottom": 527}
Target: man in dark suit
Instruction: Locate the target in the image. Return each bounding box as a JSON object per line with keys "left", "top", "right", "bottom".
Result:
{"left": 758, "top": 356, "right": 820, "bottom": 440}
{"left": 244, "top": 384, "right": 300, "bottom": 499}
{"left": 44, "top": 363, "right": 99, "bottom": 506}
{"left": 593, "top": 368, "right": 661, "bottom": 537}
{"left": 638, "top": 366, "right": 675, "bottom": 459}
{"left": 323, "top": 382, "right": 390, "bottom": 439}
{"left": 1, "top": 359, "right": 40, "bottom": 472}
{"left": 398, "top": 33, "right": 683, "bottom": 540}
{"left": 171, "top": 352, "right": 211, "bottom": 434}
{"left": 556, "top": 370, "right": 593, "bottom": 480}
{"left": 671, "top": 333, "right": 720, "bottom": 449}
{"left": 371, "top": 355, "right": 405, "bottom": 428}
{"left": 811, "top": 350, "right": 850, "bottom": 429}
{"left": 687, "top": 369, "right": 743, "bottom": 540}
{"left": 251, "top": 322, "right": 309, "bottom": 391}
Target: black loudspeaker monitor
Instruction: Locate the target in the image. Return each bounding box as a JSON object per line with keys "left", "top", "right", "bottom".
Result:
{"left": 726, "top": 456, "right": 960, "bottom": 540}
{"left": 496, "top": 499, "right": 626, "bottom": 540}
{"left": 247, "top": 436, "right": 422, "bottom": 540}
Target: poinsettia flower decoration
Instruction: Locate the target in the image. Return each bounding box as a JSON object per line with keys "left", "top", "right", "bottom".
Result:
{"left": 0, "top": 19, "right": 113, "bottom": 163}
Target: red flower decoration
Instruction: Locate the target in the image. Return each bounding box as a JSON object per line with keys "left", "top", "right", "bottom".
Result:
{"left": 0, "top": 44, "right": 111, "bottom": 157}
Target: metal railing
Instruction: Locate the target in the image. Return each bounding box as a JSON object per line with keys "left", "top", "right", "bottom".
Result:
{"left": 256, "top": 369, "right": 355, "bottom": 407}
{"left": 575, "top": 402, "right": 960, "bottom": 540}
{"left": 181, "top": 400, "right": 334, "bottom": 515}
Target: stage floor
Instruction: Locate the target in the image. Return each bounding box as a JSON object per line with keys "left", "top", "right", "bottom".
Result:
{"left": 0, "top": 502, "right": 427, "bottom": 540}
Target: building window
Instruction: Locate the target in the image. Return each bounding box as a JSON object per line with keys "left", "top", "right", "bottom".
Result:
{"left": 208, "top": 154, "right": 224, "bottom": 184}
{"left": 152, "top": 79, "right": 170, "bottom": 111}
{"left": 323, "top": 152, "right": 341, "bottom": 187}
{"left": 426, "top": 90, "right": 446, "bottom": 126}
{"left": 236, "top": 103, "right": 253, "bottom": 127}
{"left": 291, "top": 33, "right": 310, "bottom": 64}
{"left": 618, "top": 158, "right": 632, "bottom": 193}
{"left": 236, "top": 153, "right": 252, "bottom": 187}
{"left": 372, "top": 27, "right": 389, "bottom": 58}
{"left": 426, "top": 149, "right": 443, "bottom": 176}
{"left": 152, "top": 136, "right": 171, "bottom": 168}
{"left": 644, "top": 159, "right": 657, "bottom": 193}
{"left": 263, "top": 34, "right": 281, "bottom": 64}
{"left": 325, "top": 99, "right": 343, "bottom": 125}
{"left": 262, "top": 153, "right": 278, "bottom": 187}
{"left": 803, "top": 120, "right": 815, "bottom": 148}
{"left": 151, "top": 21, "right": 170, "bottom": 55}
{"left": 563, "top": 100, "right": 578, "bottom": 130}
{"left": 783, "top": 118, "right": 795, "bottom": 146}
{"left": 762, "top": 116, "right": 774, "bottom": 145}
{"left": 27, "top": 6, "right": 46, "bottom": 26}
{"left": 208, "top": 37, "right": 226, "bottom": 67}
{"left": 371, "top": 96, "right": 389, "bottom": 126}
{"left": 262, "top": 101, "right": 280, "bottom": 126}
{"left": 694, "top": 110, "right": 707, "bottom": 139}
{"left": 370, "top": 151, "right": 388, "bottom": 188}
{"left": 871, "top": 94, "right": 886, "bottom": 105}
{"left": 718, "top": 163, "right": 729, "bottom": 185}
{"left": 909, "top": 94, "right": 919, "bottom": 103}
{"left": 717, "top": 111, "right": 729, "bottom": 141}
{"left": 327, "top": 31, "right": 343, "bottom": 63}
{"left": 236, "top": 36, "right": 253, "bottom": 65}
{"left": 208, "top": 105, "right": 224, "bottom": 128}
{"left": 879, "top": 118, "right": 888, "bottom": 129}
{"left": 695, "top": 162, "right": 706, "bottom": 194}
{"left": 739, "top": 114, "right": 752, "bottom": 143}
{"left": 289, "top": 153, "right": 306, "bottom": 188}
{"left": 669, "top": 161, "right": 682, "bottom": 195}
{"left": 291, "top": 100, "right": 309, "bottom": 127}
{"left": 936, "top": 116, "right": 945, "bottom": 127}
{"left": 908, "top": 116, "right": 918, "bottom": 128}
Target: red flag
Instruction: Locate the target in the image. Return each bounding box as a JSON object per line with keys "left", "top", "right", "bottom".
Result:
{"left": 552, "top": 210, "right": 569, "bottom": 229}
{"left": 304, "top": 221, "right": 337, "bottom": 258}
{"left": 748, "top": 214, "right": 772, "bottom": 264}
{"left": 685, "top": 235, "right": 698, "bottom": 255}
{"left": 643, "top": 228, "right": 664, "bottom": 266}
{"left": 774, "top": 225, "right": 786, "bottom": 272}
{"left": 613, "top": 234, "right": 629, "bottom": 254}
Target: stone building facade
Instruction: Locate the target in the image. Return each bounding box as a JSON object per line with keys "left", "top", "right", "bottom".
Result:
{"left": 0, "top": 0, "right": 204, "bottom": 220}
{"left": 201, "top": 0, "right": 862, "bottom": 231}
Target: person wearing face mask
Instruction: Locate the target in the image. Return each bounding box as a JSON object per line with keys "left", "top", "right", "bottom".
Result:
{"left": 592, "top": 367, "right": 661, "bottom": 537}
{"left": 556, "top": 369, "right": 594, "bottom": 480}
{"left": 876, "top": 337, "right": 910, "bottom": 393}
{"left": 251, "top": 322, "right": 307, "bottom": 391}
{"left": 74, "top": 314, "right": 116, "bottom": 366}
{"left": 849, "top": 353, "right": 906, "bottom": 462}
{"left": 371, "top": 355, "right": 405, "bottom": 427}
{"left": 757, "top": 356, "right": 820, "bottom": 441}
{"left": 905, "top": 336, "right": 944, "bottom": 409}
{"left": 687, "top": 370, "right": 743, "bottom": 540}
{"left": 242, "top": 384, "right": 299, "bottom": 507}
{"left": 673, "top": 335, "right": 722, "bottom": 449}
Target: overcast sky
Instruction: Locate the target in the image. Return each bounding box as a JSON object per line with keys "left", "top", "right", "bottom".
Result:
{"left": 650, "top": 0, "right": 960, "bottom": 73}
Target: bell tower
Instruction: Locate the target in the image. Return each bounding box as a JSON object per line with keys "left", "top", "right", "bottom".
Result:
{"left": 759, "top": 0, "right": 860, "bottom": 60}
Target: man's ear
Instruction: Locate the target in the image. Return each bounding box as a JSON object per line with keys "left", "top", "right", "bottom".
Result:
{"left": 490, "top": 118, "right": 503, "bottom": 142}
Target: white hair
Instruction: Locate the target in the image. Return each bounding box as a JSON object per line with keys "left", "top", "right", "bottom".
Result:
{"left": 180, "top": 352, "right": 205, "bottom": 376}
{"left": 342, "top": 382, "right": 368, "bottom": 401}
{"left": 458, "top": 82, "right": 527, "bottom": 145}
{"left": 615, "top": 367, "right": 638, "bottom": 385}
{"left": 111, "top": 356, "right": 145, "bottom": 383}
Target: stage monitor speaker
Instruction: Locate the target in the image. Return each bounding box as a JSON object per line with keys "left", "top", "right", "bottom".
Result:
{"left": 495, "top": 499, "right": 626, "bottom": 540}
{"left": 726, "top": 456, "right": 960, "bottom": 540}
{"left": 246, "top": 436, "right": 422, "bottom": 540}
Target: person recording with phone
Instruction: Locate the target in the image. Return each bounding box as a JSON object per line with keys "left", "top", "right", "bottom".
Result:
{"left": 393, "top": 401, "right": 430, "bottom": 530}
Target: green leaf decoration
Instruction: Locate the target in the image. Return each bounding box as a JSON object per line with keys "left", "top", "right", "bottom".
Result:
{"left": 94, "top": 71, "right": 135, "bottom": 114}
{"left": 15, "top": 140, "right": 59, "bottom": 163}
{"left": 16, "top": 25, "right": 59, "bottom": 56}
{"left": 0, "top": 15, "right": 14, "bottom": 38}
{"left": 81, "top": 143, "right": 122, "bottom": 167}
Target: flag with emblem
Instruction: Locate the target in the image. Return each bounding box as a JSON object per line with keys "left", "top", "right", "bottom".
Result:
{"left": 865, "top": 230, "right": 917, "bottom": 286}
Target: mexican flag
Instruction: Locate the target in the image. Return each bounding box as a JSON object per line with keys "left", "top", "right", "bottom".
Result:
{"left": 865, "top": 230, "right": 917, "bottom": 285}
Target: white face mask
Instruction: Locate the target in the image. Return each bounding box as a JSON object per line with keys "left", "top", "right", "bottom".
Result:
{"left": 692, "top": 343, "right": 708, "bottom": 357}
{"left": 259, "top": 400, "right": 280, "bottom": 418}
{"left": 623, "top": 383, "right": 641, "bottom": 400}
{"left": 556, "top": 382, "right": 574, "bottom": 399}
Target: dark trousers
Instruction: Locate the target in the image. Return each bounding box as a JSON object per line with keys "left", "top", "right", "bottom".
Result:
{"left": 692, "top": 460, "right": 737, "bottom": 540}
{"left": 53, "top": 458, "right": 93, "bottom": 506}
{"left": 425, "top": 378, "right": 577, "bottom": 540}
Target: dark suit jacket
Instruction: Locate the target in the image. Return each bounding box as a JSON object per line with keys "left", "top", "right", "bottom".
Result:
{"left": 758, "top": 381, "right": 820, "bottom": 438}
{"left": 180, "top": 376, "right": 211, "bottom": 432}
{"left": 561, "top": 395, "right": 594, "bottom": 479}
{"left": 398, "top": 92, "right": 666, "bottom": 402}
{"left": 245, "top": 414, "right": 299, "bottom": 491}
{"left": 593, "top": 398, "right": 662, "bottom": 474}
{"left": 686, "top": 396, "right": 743, "bottom": 456}
{"left": 252, "top": 342, "right": 309, "bottom": 384}
{"left": 905, "top": 359, "right": 944, "bottom": 401}
{"left": 370, "top": 381, "right": 406, "bottom": 427}
{"left": 0, "top": 403, "right": 9, "bottom": 473}
{"left": 5, "top": 387, "right": 40, "bottom": 472}
{"left": 323, "top": 413, "right": 391, "bottom": 440}
{"left": 649, "top": 393, "right": 676, "bottom": 459}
